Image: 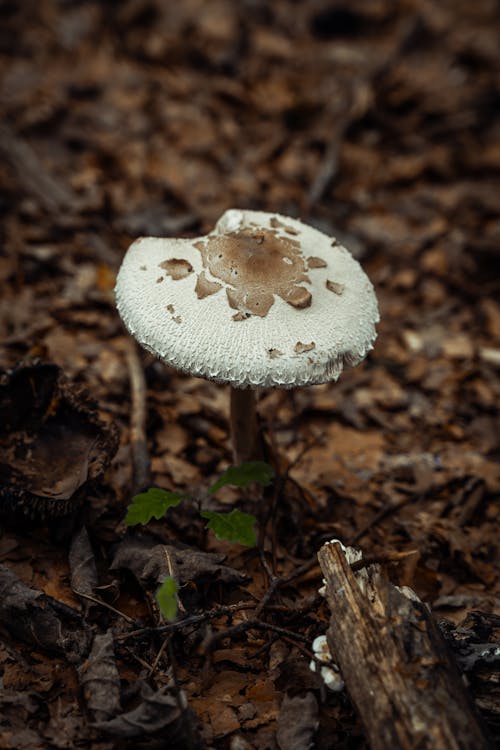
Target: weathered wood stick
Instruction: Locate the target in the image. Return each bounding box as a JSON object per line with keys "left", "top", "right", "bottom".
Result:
{"left": 317, "top": 541, "right": 492, "bottom": 750}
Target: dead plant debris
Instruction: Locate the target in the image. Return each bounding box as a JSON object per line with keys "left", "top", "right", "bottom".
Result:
{"left": 0, "top": 0, "right": 499, "bottom": 748}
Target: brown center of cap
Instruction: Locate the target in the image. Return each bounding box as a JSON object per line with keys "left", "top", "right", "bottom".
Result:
{"left": 193, "top": 228, "right": 311, "bottom": 317}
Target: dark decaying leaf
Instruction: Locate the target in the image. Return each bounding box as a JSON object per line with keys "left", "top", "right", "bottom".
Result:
{"left": 0, "top": 563, "right": 89, "bottom": 661}
{"left": 42, "top": 705, "right": 87, "bottom": 750}
{"left": 93, "top": 682, "right": 201, "bottom": 748}
{"left": 441, "top": 612, "right": 500, "bottom": 724}
{"left": 69, "top": 526, "right": 99, "bottom": 602}
{"left": 78, "top": 630, "right": 122, "bottom": 723}
{"left": 0, "top": 363, "right": 118, "bottom": 521}
{"left": 111, "top": 535, "right": 249, "bottom": 588}
{"left": 276, "top": 692, "right": 319, "bottom": 750}
{"left": 0, "top": 691, "right": 42, "bottom": 750}
{"left": 0, "top": 727, "right": 43, "bottom": 750}
{"left": 275, "top": 657, "right": 323, "bottom": 695}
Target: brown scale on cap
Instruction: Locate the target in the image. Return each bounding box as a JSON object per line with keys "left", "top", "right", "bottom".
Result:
{"left": 193, "top": 228, "right": 311, "bottom": 317}
{"left": 307, "top": 256, "right": 327, "bottom": 269}
{"left": 294, "top": 341, "right": 316, "bottom": 353}
{"left": 270, "top": 216, "right": 299, "bottom": 235}
{"left": 160, "top": 258, "right": 193, "bottom": 280}
{"left": 326, "top": 279, "right": 345, "bottom": 295}
{"left": 195, "top": 271, "right": 222, "bottom": 299}
{"left": 166, "top": 303, "right": 182, "bottom": 324}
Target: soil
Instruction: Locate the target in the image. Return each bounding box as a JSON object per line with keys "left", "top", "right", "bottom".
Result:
{"left": 0, "top": 1, "right": 499, "bottom": 748}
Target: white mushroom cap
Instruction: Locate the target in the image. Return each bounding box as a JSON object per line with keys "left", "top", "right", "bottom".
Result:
{"left": 115, "top": 209, "right": 379, "bottom": 388}
{"left": 309, "top": 635, "right": 344, "bottom": 692}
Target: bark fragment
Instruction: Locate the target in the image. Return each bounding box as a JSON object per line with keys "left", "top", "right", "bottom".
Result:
{"left": 317, "top": 541, "right": 493, "bottom": 750}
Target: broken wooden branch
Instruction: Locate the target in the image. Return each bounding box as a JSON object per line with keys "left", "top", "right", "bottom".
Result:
{"left": 317, "top": 541, "right": 492, "bottom": 750}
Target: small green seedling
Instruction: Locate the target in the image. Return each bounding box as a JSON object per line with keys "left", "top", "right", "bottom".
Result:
{"left": 200, "top": 509, "right": 257, "bottom": 547}
{"left": 125, "top": 488, "right": 184, "bottom": 526}
{"left": 208, "top": 461, "right": 275, "bottom": 495}
{"left": 156, "top": 576, "right": 179, "bottom": 622}
{"left": 125, "top": 460, "right": 273, "bottom": 547}
{"left": 128, "top": 461, "right": 274, "bottom": 623}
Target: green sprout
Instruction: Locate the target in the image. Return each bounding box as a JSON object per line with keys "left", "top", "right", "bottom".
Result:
{"left": 125, "top": 460, "right": 273, "bottom": 547}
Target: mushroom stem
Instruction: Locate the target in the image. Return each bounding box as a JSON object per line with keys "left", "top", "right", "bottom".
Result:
{"left": 230, "top": 387, "right": 262, "bottom": 465}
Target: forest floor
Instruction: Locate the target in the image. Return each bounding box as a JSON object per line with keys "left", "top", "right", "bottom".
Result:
{"left": 0, "top": 1, "right": 499, "bottom": 748}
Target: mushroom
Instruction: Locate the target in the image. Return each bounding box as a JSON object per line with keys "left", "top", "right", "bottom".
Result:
{"left": 115, "top": 209, "right": 379, "bottom": 464}
{"left": 309, "top": 634, "right": 344, "bottom": 691}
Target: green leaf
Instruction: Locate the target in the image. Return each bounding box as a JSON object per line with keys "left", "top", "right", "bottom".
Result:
{"left": 125, "top": 488, "right": 184, "bottom": 526}
{"left": 200, "top": 509, "right": 257, "bottom": 547}
{"left": 156, "top": 577, "right": 178, "bottom": 622}
{"left": 209, "top": 461, "right": 274, "bottom": 495}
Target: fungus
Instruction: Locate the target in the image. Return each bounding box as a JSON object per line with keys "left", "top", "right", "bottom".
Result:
{"left": 115, "top": 209, "right": 379, "bottom": 464}
{"left": 309, "top": 635, "right": 344, "bottom": 692}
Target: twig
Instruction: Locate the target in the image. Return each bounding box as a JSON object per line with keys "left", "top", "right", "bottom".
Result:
{"left": 350, "top": 549, "right": 417, "bottom": 573}
{"left": 124, "top": 339, "right": 151, "bottom": 493}
{"left": 115, "top": 602, "right": 256, "bottom": 641}
{"left": 349, "top": 496, "right": 412, "bottom": 544}
{"left": 255, "top": 555, "right": 322, "bottom": 617}
{"left": 164, "top": 548, "right": 186, "bottom": 614}
{"left": 287, "top": 436, "right": 322, "bottom": 474}
{"left": 306, "top": 121, "right": 348, "bottom": 209}
{"left": 0, "top": 124, "right": 77, "bottom": 213}
{"left": 123, "top": 646, "right": 156, "bottom": 672}
{"left": 73, "top": 590, "right": 134, "bottom": 623}
{"left": 44, "top": 594, "right": 85, "bottom": 625}
{"left": 203, "top": 618, "right": 310, "bottom": 655}
{"left": 453, "top": 477, "right": 485, "bottom": 526}
{"left": 167, "top": 638, "right": 198, "bottom": 750}
{"left": 263, "top": 435, "right": 321, "bottom": 571}
{"left": 149, "top": 636, "right": 170, "bottom": 677}
{"left": 255, "top": 549, "right": 281, "bottom": 618}
{"left": 305, "top": 81, "right": 368, "bottom": 211}
{"left": 258, "top": 548, "right": 277, "bottom": 584}
{"left": 254, "top": 545, "right": 295, "bottom": 618}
